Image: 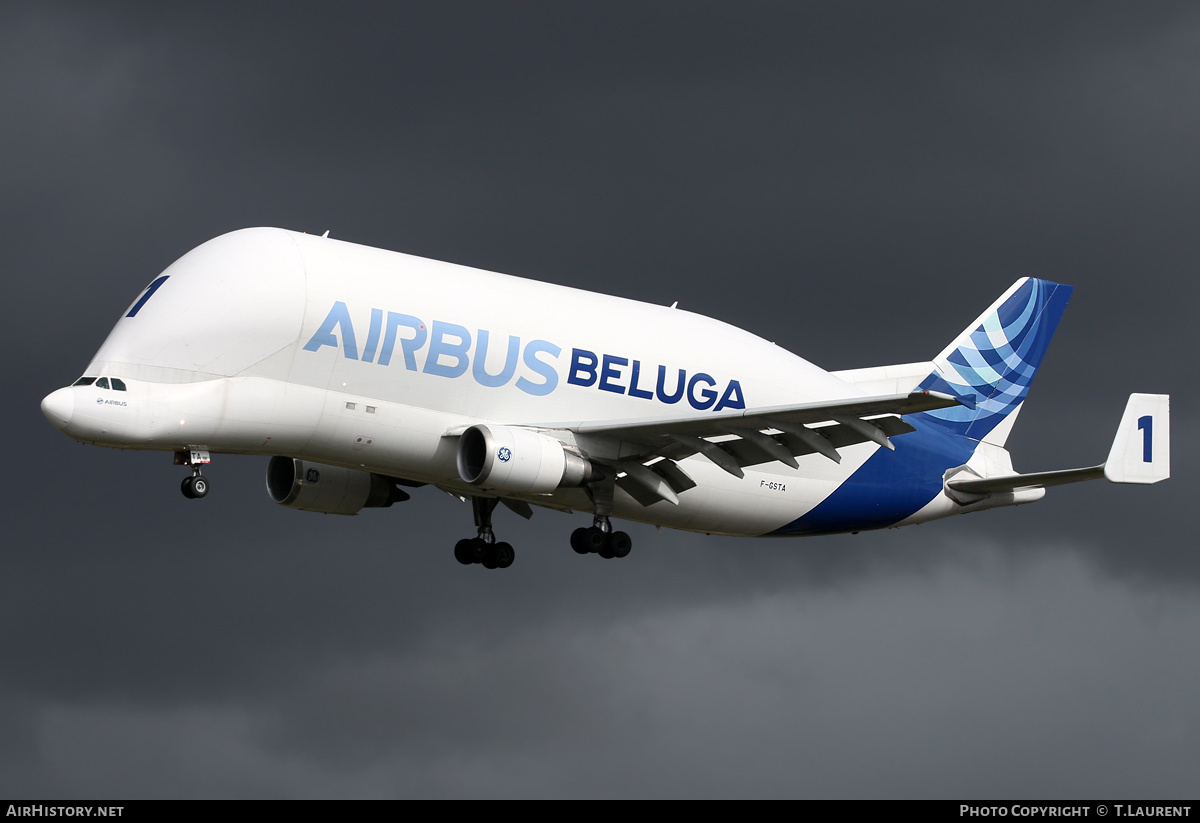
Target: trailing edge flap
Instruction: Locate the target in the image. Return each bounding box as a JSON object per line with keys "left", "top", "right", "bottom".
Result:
{"left": 540, "top": 391, "right": 959, "bottom": 474}
{"left": 599, "top": 458, "right": 698, "bottom": 507}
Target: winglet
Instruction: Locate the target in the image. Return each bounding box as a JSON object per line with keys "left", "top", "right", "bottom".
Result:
{"left": 1104, "top": 394, "right": 1170, "bottom": 484}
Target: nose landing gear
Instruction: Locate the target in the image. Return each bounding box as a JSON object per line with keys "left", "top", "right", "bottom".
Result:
{"left": 181, "top": 473, "right": 209, "bottom": 499}
{"left": 176, "top": 447, "right": 211, "bottom": 500}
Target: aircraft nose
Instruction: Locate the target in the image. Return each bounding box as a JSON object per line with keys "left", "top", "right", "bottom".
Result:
{"left": 41, "top": 387, "right": 75, "bottom": 431}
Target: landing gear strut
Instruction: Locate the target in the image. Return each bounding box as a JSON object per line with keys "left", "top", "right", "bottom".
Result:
{"left": 572, "top": 471, "right": 632, "bottom": 559}
{"left": 454, "top": 496, "right": 515, "bottom": 569}
{"left": 177, "top": 447, "right": 211, "bottom": 499}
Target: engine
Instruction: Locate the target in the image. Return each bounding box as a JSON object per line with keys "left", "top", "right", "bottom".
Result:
{"left": 266, "top": 457, "right": 407, "bottom": 515}
{"left": 456, "top": 425, "right": 593, "bottom": 494}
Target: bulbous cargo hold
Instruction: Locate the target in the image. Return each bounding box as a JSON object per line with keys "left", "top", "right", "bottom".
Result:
{"left": 266, "top": 457, "right": 408, "bottom": 515}
{"left": 456, "top": 425, "right": 594, "bottom": 494}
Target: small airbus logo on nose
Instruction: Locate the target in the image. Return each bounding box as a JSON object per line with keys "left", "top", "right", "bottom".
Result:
{"left": 96, "top": 397, "right": 104, "bottom": 404}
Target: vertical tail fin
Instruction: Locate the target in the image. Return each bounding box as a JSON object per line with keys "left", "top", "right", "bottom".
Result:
{"left": 914, "top": 278, "right": 1073, "bottom": 445}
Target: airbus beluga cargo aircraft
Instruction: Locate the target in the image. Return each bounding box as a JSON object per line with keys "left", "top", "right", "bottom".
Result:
{"left": 41, "top": 228, "right": 1169, "bottom": 569}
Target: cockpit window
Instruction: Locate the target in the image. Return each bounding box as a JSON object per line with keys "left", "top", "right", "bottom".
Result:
{"left": 74, "top": 375, "right": 128, "bottom": 390}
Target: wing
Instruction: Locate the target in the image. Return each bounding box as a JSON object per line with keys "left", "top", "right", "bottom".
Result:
{"left": 533, "top": 390, "right": 961, "bottom": 507}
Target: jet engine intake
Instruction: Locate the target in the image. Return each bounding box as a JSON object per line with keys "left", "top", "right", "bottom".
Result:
{"left": 456, "top": 425, "right": 593, "bottom": 494}
{"left": 266, "top": 456, "right": 407, "bottom": 515}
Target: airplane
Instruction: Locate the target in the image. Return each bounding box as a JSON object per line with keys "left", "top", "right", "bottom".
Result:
{"left": 41, "top": 228, "right": 1170, "bottom": 569}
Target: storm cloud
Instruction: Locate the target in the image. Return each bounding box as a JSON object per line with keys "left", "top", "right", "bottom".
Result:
{"left": 1, "top": 3, "right": 1195, "bottom": 798}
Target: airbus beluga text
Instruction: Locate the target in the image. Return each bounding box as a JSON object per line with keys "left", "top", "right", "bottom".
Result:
{"left": 41, "top": 229, "right": 1170, "bottom": 569}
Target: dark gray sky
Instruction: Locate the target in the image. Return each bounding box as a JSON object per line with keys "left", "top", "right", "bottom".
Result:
{"left": 2, "top": 2, "right": 1195, "bottom": 798}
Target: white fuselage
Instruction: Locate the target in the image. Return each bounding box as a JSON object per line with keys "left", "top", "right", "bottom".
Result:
{"left": 43, "top": 228, "right": 1015, "bottom": 536}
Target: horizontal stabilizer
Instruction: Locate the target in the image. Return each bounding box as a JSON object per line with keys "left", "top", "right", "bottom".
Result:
{"left": 946, "top": 393, "right": 1170, "bottom": 496}
{"left": 947, "top": 465, "right": 1104, "bottom": 494}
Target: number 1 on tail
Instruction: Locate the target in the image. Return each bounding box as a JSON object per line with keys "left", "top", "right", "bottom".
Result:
{"left": 1138, "top": 415, "right": 1153, "bottom": 462}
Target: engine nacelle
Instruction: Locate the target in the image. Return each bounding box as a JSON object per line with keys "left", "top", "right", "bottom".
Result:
{"left": 266, "top": 457, "right": 405, "bottom": 515}
{"left": 456, "top": 425, "right": 593, "bottom": 494}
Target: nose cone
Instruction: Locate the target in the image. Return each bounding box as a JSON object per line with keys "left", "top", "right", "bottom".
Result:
{"left": 41, "top": 387, "right": 75, "bottom": 431}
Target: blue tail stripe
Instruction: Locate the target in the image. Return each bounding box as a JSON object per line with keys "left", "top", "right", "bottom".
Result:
{"left": 769, "top": 418, "right": 976, "bottom": 536}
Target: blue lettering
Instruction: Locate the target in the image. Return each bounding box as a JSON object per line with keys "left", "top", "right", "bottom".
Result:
{"left": 656, "top": 366, "right": 685, "bottom": 404}
{"left": 1138, "top": 415, "right": 1153, "bottom": 462}
{"left": 361, "top": 308, "right": 384, "bottom": 363}
{"left": 423, "top": 321, "right": 472, "bottom": 378}
{"left": 714, "top": 379, "right": 746, "bottom": 411}
{"left": 377, "top": 313, "right": 427, "bottom": 369}
{"left": 303, "top": 301, "right": 359, "bottom": 360}
{"left": 568, "top": 348, "right": 599, "bottom": 387}
{"left": 516, "top": 340, "right": 561, "bottom": 396}
{"left": 599, "top": 355, "right": 628, "bottom": 394}
{"left": 687, "top": 373, "right": 717, "bottom": 410}
{"left": 628, "top": 360, "right": 654, "bottom": 400}
{"left": 473, "top": 330, "right": 520, "bottom": 388}
{"left": 302, "top": 303, "right": 748, "bottom": 413}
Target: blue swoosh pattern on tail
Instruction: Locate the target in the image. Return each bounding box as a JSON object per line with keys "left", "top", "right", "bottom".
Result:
{"left": 915, "top": 278, "right": 1072, "bottom": 441}
{"left": 770, "top": 278, "right": 1072, "bottom": 536}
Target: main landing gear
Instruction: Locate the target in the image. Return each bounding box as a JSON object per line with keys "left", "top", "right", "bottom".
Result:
{"left": 177, "top": 447, "right": 211, "bottom": 499}
{"left": 453, "top": 479, "right": 634, "bottom": 569}
{"left": 570, "top": 516, "right": 632, "bottom": 559}
{"left": 455, "top": 496, "right": 515, "bottom": 569}
{"left": 571, "top": 469, "right": 632, "bottom": 559}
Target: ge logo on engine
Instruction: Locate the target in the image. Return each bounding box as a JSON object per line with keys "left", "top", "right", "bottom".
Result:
{"left": 497, "top": 447, "right": 512, "bottom": 463}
